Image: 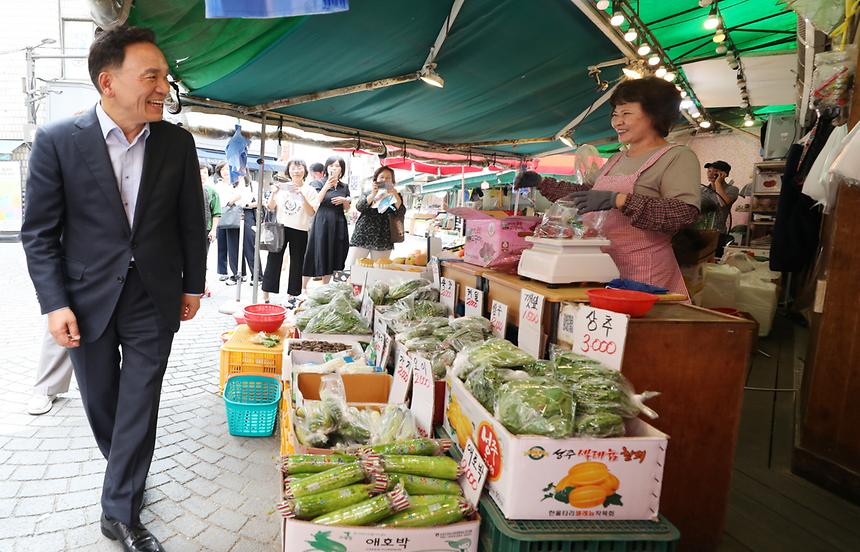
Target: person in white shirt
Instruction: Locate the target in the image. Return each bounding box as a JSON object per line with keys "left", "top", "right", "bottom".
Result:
{"left": 262, "top": 160, "right": 318, "bottom": 303}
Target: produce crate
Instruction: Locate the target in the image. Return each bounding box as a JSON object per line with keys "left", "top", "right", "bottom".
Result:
{"left": 223, "top": 375, "right": 282, "bottom": 437}
{"left": 479, "top": 496, "right": 680, "bottom": 552}
{"left": 219, "top": 324, "right": 289, "bottom": 393}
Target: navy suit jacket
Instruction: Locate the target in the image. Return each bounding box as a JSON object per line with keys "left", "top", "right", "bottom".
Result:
{"left": 22, "top": 107, "right": 207, "bottom": 341}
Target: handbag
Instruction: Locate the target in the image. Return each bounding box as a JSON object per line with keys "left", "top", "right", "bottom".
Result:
{"left": 219, "top": 204, "right": 242, "bottom": 229}
{"left": 260, "top": 221, "right": 285, "bottom": 252}
{"left": 389, "top": 207, "right": 405, "bottom": 244}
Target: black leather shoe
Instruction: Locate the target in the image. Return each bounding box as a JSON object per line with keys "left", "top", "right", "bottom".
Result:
{"left": 101, "top": 513, "right": 165, "bottom": 552}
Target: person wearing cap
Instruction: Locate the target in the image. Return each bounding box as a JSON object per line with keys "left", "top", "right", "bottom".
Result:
{"left": 696, "top": 160, "right": 739, "bottom": 232}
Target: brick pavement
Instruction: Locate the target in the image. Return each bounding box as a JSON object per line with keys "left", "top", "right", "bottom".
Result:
{"left": 0, "top": 243, "right": 282, "bottom": 551}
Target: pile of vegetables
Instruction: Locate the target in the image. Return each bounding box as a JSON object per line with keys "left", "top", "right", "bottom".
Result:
{"left": 289, "top": 340, "right": 354, "bottom": 353}
{"left": 449, "top": 340, "right": 658, "bottom": 439}
{"left": 391, "top": 315, "right": 492, "bottom": 380}
{"left": 277, "top": 443, "right": 472, "bottom": 527}
{"left": 301, "top": 294, "right": 372, "bottom": 335}
{"left": 293, "top": 373, "right": 420, "bottom": 448}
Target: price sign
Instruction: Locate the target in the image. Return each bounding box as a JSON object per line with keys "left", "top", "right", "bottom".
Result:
{"left": 372, "top": 320, "right": 390, "bottom": 369}
{"left": 464, "top": 286, "right": 484, "bottom": 318}
{"left": 518, "top": 289, "right": 545, "bottom": 358}
{"left": 439, "top": 277, "right": 457, "bottom": 313}
{"left": 571, "top": 305, "right": 629, "bottom": 371}
{"left": 458, "top": 438, "right": 489, "bottom": 509}
{"left": 430, "top": 257, "right": 441, "bottom": 290}
{"left": 410, "top": 356, "right": 435, "bottom": 437}
{"left": 360, "top": 294, "right": 374, "bottom": 327}
{"left": 388, "top": 350, "right": 413, "bottom": 404}
{"left": 489, "top": 300, "right": 508, "bottom": 338}
{"left": 556, "top": 303, "right": 578, "bottom": 347}
{"left": 353, "top": 272, "right": 369, "bottom": 301}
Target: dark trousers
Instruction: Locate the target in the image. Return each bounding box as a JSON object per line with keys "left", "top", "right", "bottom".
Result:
{"left": 216, "top": 226, "right": 240, "bottom": 276}
{"left": 242, "top": 209, "right": 258, "bottom": 277}
{"left": 262, "top": 226, "right": 308, "bottom": 296}
{"left": 68, "top": 266, "right": 174, "bottom": 526}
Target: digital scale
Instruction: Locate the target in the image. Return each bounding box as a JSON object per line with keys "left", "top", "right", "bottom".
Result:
{"left": 517, "top": 236, "right": 620, "bottom": 285}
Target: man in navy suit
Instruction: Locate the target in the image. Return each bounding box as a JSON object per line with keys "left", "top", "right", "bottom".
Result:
{"left": 22, "top": 26, "right": 206, "bottom": 552}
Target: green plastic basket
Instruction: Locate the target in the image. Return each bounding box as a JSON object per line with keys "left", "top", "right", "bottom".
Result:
{"left": 479, "top": 495, "right": 680, "bottom": 552}
{"left": 223, "top": 375, "right": 281, "bottom": 437}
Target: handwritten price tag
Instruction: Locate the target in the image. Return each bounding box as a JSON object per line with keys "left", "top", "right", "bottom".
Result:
{"left": 371, "top": 321, "right": 389, "bottom": 369}
{"left": 360, "top": 294, "right": 374, "bottom": 327}
{"left": 439, "top": 277, "right": 457, "bottom": 314}
{"left": 464, "top": 286, "right": 484, "bottom": 318}
{"left": 571, "top": 305, "right": 629, "bottom": 371}
{"left": 388, "top": 350, "right": 413, "bottom": 404}
{"left": 518, "top": 289, "right": 545, "bottom": 358}
{"left": 410, "top": 357, "right": 435, "bottom": 437}
{"left": 458, "top": 438, "right": 488, "bottom": 509}
{"left": 431, "top": 257, "right": 441, "bottom": 290}
{"left": 489, "top": 300, "right": 508, "bottom": 338}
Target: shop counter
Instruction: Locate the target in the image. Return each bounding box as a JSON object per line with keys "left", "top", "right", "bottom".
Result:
{"left": 439, "top": 260, "right": 490, "bottom": 307}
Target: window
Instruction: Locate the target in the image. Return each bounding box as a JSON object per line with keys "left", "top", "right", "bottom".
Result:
{"left": 61, "top": 18, "right": 95, "bottom": 81}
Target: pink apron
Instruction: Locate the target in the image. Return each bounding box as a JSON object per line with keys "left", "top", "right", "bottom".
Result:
{"left": 591, "top": 145, "right": 688, "bottom": 297}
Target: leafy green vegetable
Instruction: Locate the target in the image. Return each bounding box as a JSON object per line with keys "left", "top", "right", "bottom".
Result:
{"left": 573, "top": 412, "right": 625, "bottom": 438}
{"left": 304, "top": 294, "right": 372, "bottom": 335}
{"left": 369, "top": 282, "right": 389, "bottom": 306}
{"left": 308, "top": 282, "right": 354, "bottom": 304}
{"left": 495, "top": 378, "right": 575, "bottom": 438}
{"left": 386, "top": 279, "right": 432, "bottom": 302}
{"left": 452, "top": 338, "right": 535, "bottom": 380}
{"left": 465, "top": 367, "right": 530, "bottom": 412}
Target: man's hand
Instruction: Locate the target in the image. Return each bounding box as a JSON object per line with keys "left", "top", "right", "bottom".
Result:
{"left": 331, "top": 196, "right": 350, "bottom": 206}
{"left": 48, "top": 307, "right": 80, "bottom": 348}
{"left": 571, "top": 190, "right": 618, "bottom": 214}
{"left": 180, "top": 294, "right": 201, "bottom": 321}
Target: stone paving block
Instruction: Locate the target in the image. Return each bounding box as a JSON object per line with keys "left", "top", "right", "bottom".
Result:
{"left": 189, "top": 461, "right": 222, "bottom": 481}
{"left": 17, "top": 479, "right": 66, "bottom": 498}
{"left": 67, "top": 436, "right": 97, "bottom": 450}
{"left": 0, "top": 513, "right": 37, "bottom": 539}
{"left": 196, "top": 524, "right": 239, "bottom": 552}
{"left": 145, "top": 472, "right": 171, "bottom": 489}
{"left": 79, "top": 458, "right": 107, "bottom": 476}
{"left": 171, "top": 450, "right": 200, "bottom": 469}
{"left": 0, "top": 465, "right": 13, "bottom": 483}
{"left": 37, "top": 437, "right": 71, "bottom": 451}
{"left": 149, "top": 457, "right": 179, "bottom": 474}
{"left": 68, "top": 473, "right": 104, "bottom": 492}
{"left": 185, "top": 477, "right": 218, "bottom": 498}
{"left": 46, "top": 448, "right": 89, "bottom": 464}
{"left": 158, "top": 432, "right": 185, "bottom": 447}
{"left": 9, "top": 464, "right": 47, "bottom": 481}
{"left": 145, "top": 518, "right": 177, "bottom": 543}
{"left": 36, "top": 507, "right": 87, "bottom": 533}
{"left": 183, "top": 494, "right": 219, "bottom": 519}
{"left": 4, "top": 438, "right": 37, "bottom": 451}
{"left": 12, "top": 530, "right": 65, "bottom": 552}
{"left": 159, "top": 481, "right": 192, "bottom": 502}
{"left": 215, "top": 474, "right": 245, "bottom": 493}
{"left": 55, "top": 488, "right": 100, "bottom": 511}
{"left": 12, "top": 495, "right": 54, "bottom": 517}
{"left": 143, "top": 486, "right": 167, "bottom": 507}
{"left": 153, "top": 443, "right": 182, "bottom": 460}
{"left": 148, "top": 497, "right": 183, "bottom": 523}
{"left": 230, "top": 536, "right": 279, "bottom": 552}
{"left": 208, "top": 487, "right": 245, "bottom": 509}
{"left": 160, "top": 533, "right": 203, "bottom": 552}
{"left": 240, "top": 516, "right": 280, "bottom": 544}
{"left": 196, "top": 446, "right": 225, "bottom": 464}
{"left": 0, "top": 498, "right": 15, "bottom": 518}
{"left": 220, "top": 443, "right": 254, "bottom": 460}
{"left": 44, "top": 462, "right": 82, "bottom": 480}
{"left": 82, "top": 504, "right": 102, "bottom": 525}
{"left": 172, "top": 512, "right": 208, "bottom": 539}
{"left": 177, "top": 439, "right": 204, "bottom": 454}
{"left": 63, "top": 525, "right": 102, "bottom": 548}
{"left": 165, "top": 466, "right": 196, "bottom": 486}
{"left": 182, "top": 427, "right": 207, "bottom": 441}
{"left": 208, "top": 507, "right": 248, "bottom": 533}
{"left": 7, "top": 451, "right": 49, "bottom": 465}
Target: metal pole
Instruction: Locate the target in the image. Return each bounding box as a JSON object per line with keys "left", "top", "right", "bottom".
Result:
{"left": 24, "top": 47, "right": 37, "bottom": 126}
{"left": 252, "top": 114, "right": 267, "bottom": 304}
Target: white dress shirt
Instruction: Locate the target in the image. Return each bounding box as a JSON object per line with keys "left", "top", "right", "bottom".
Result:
{"left": 95, "top": 102, "right": 149, "bottom": 227}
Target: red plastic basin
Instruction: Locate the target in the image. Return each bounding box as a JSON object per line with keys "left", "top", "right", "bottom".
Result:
{"left": 243, "top": 304, "right": 286, "bottom": 332}
{"left": 586, "top": 288, "right": 658, "bottom": 318}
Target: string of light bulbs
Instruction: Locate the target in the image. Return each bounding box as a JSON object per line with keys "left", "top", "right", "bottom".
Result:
{"left": 702, "top": 1, "right": 756, "bottom": 127}
{"left": 593, "top": 0, "right": 710, "bottom": 129}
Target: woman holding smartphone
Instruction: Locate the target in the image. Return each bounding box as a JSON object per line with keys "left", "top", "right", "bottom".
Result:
{"left": 262, "top": 159, "right": 318, "bottom": 303}
{"left": 303, "top": 156, "right": 351, "bottom": 284}
{"left": 346, "top": 166, "right": 405, "bottom": 266}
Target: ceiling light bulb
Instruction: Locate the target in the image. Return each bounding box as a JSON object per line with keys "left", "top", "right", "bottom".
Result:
{"left": 648, "top": 55, "right": 661, "bottom": 66}
{"left": 622, "top": 66, "right": 643, "bottom": 79}
{"left": 596, "top": 0, "right": 610, "bottom": 9}
{"left": 637, "top": 44, "right": 651, "bottom": 56}
{"left": 419, "top": 68, "right": 445, "bottom": 88}
{"left": 559, "top": 135, "right": 575, "bottom": 148}
{"left": 680, "top": 99, "right": 694, "bottom": 109}
{"left": 610, "top": 12, "right": 625, "bottom": 26}
{"left": 713, "top": 31, "right": 726, "bottom": 43}
{"left": 624, "top": 29, "right": 638, "bottom": 42}
{"left": 704, "top": 5, "right": 720, "bottom": 30}
{"left": 655, "top": 67, "right": 667, "bottom": 78}
{"left": 740, "top": 100, "right": 749, "bottom": 108}
{"left": 663, "top": 71, "right": 676, "bottom": 82}
{"left": 743, "top": 114, "right": 755, "bottom": 127}
{"left": 699, "top": 120, "right": 712, "bottom": 128}
{"left": 691, "top": 110, "right": 702, "bottom": 118}
{"left": 715, "top": 45, "right": 727, "bottom": 55}
{"left": 729, "top": 60, "right": 739, "bottom": 70}
{"left": 680, "top": 90, "right": 688, "bottom": 98}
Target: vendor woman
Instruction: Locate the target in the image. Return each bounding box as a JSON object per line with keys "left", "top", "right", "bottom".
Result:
{"left": 530, "top": 77, "right": 701, "bottom": 296}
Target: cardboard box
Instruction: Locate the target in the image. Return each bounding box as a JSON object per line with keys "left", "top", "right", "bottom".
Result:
{"left": 299, "top": 333, "right": 373, "bottom": 347}
{"left": 287, "top": 339, "right": 366, "bottom": 367}
{"left": 443, "top": 376, "right": 668, "bottom": 520}
{"left": 281, "top": 518, "right": 480, "bottom": 552}
{"left": 447, "top": 208, "right": 540, "bottom": 268}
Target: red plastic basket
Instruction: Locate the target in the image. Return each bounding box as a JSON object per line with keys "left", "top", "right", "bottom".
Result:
{"left": 587, "top": 289, "right": 658, "bottom": 318}
{"left": 243, "top": 304, "right": 286, "bottom": 332}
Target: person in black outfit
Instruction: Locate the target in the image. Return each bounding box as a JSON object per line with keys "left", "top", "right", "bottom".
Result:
{"left": 303, "top": 156, "right": 350, "bottom": 283}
